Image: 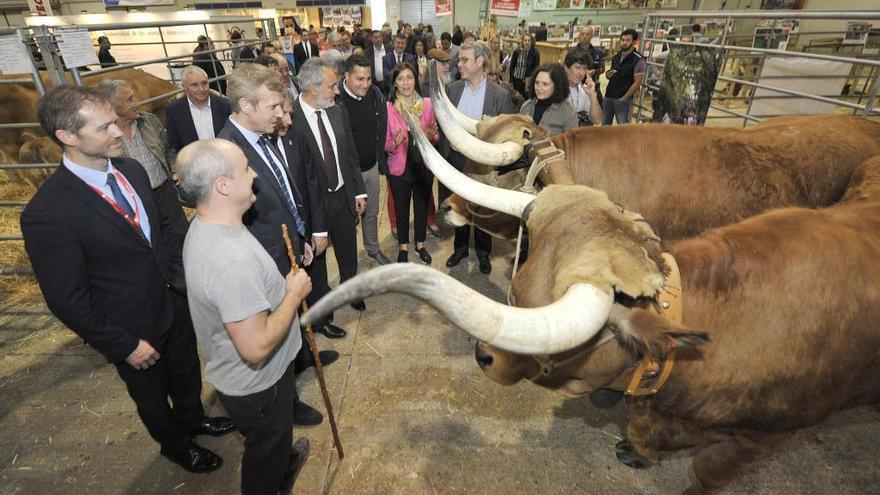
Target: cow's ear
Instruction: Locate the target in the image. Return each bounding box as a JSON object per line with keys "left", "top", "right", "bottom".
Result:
{"left": 607, "top": 305, "right": 709, "bottom": 359}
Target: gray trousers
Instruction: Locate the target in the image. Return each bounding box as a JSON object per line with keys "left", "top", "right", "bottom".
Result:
{"left": 360, "top": 164, "right": 381, "bottom": 256}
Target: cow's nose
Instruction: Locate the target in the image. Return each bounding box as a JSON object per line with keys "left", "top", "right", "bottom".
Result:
{"left": 474, "top": 343, "right": 493, "bottom": 369}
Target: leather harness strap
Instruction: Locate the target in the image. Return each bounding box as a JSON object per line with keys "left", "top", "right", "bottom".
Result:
{"left": 624, "top": 252, "right": 682, "bottom": 397}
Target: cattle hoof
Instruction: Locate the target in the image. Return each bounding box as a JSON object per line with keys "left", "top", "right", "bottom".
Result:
{"left": 590, "top": 389, "right": 623, "bottom": 409}
{"left": 615, "top": 440, "right": 651, "bottom": 469}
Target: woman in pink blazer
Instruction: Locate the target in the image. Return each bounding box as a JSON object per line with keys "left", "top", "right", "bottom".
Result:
{"left": 385, "top": 62, "right": 440, "bottom": 264}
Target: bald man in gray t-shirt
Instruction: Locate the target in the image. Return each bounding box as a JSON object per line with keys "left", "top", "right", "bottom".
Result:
{"left": 178, "top": 138, "right": 312, "bottom": 494}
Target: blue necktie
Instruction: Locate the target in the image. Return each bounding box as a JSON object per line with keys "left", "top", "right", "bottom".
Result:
{"left": 257, "top": 137, "right": 307, "bottom": 238}
{"left": 106, "top": 173, "right": 135, "bottom": 218}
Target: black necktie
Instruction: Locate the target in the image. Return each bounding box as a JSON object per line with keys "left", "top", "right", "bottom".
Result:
{"left": 314, "top": 111, "right": 339, "bottom": 191}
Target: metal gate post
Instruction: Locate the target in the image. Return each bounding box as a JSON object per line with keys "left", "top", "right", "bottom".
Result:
{"left": 32, "top": 25, "right": 66, "bottom": 88}
{"left": 17, "top": 27, "right": 46, "bottom": 96}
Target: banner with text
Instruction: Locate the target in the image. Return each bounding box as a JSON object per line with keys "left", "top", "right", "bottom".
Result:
{"left": 490, "top": 0, "right": 520, "bottom": 18}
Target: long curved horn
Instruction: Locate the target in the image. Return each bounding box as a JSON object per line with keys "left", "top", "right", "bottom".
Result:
{"left": 428, "top": 59, "right": 478, "bottom": 135}
{"left": 302, "top": 264, "right": 613, "bottom": 355}
{"left": 404, "top": 110, "right": 534, "bottom": 219}
{"left": 427, "top": 61, "right": 523, "bottom": 166}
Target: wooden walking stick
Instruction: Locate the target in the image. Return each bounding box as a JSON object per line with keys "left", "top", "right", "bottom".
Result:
{"left": 282, "top": 225, "right": 345, "bottom": 460}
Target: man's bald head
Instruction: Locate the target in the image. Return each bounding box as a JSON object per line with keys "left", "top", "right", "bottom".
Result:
{"left": 176, "top": 139, "right": 245, "bottom": 205}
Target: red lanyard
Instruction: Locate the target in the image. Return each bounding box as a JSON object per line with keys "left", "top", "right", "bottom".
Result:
{"left": 90, "top": 170, "right": 143, "bottom": 233}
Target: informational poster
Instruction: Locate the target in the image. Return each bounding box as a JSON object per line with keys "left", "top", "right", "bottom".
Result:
{"left": 651, "top": 44, "right": 722, "bottom": 125}
{"left": 435, "top": 0, "right": 452, "bottom": 17}
{"left": 56, "top": 28, "right": 100, "bottom": 69}
{"left": 90, "top": 22, "right": 232, "bottom": 80}
{"left": 490, "top": 0, "right": 521, "bottom": 17}
{"left": 533, "top": 0, "right": 556, "bottom": 10}
{"left": 0, "top": 35, "right": 33, "bottom": 74}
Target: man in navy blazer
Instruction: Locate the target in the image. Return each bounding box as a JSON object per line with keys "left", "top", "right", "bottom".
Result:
{"left": 21, "top": 85, "right": 234, "bottom": 474}
{"left": 382, "top": 33, "right": 417, "bottom": 83}
{"left": 165, "top": 65, "right": 232, "bottom": 154}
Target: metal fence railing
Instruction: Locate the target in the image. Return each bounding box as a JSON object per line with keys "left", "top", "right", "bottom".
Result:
{"left": 635, "top": 10, "right": 880, "bottom": 126}
{"left": 0, "top": 17, "right": 277, "bottom": 278}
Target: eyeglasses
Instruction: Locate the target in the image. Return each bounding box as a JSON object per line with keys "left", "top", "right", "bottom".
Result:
{"left": 459, "top": 57, "right": 472, "bottom": 64}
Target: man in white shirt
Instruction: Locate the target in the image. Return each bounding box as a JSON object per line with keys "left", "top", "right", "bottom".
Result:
{"left": 365, "top": 29, "right": 389, "bottom": 91}
{"left": 292, "top": 57, "right": 368, "bottom": 326}
{"left": 165, "top": 65, "right": 233, "bottom": 154}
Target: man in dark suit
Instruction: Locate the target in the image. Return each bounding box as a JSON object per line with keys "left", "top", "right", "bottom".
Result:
{"left": 216, "top": 64, "right": 340, "bottom": 419}
{"left": 443, "top": 41, "right": 515, "bottom": 275}
{"left": 165, "top": 65, "right": 232, "bottom": 153}
{"left": 292, "top": 57, "right": 368, "bottom": 325}
{"left": 383, "top": 33, "right": 417, "bottom": 82}
{"left": 364, "top": 29, "right": 391, "bottom": 91}
{"left": 293, "top": 30, "right": 320, "bottom": 76}
{"left": 21, "top": 85, "right": 234, "bottom": 474}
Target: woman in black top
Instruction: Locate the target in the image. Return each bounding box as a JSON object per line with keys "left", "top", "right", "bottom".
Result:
{"left": 509, "top": 34, "right": 540, "bottom": 100}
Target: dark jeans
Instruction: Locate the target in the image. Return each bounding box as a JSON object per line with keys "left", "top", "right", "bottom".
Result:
{"left": 114, "top": 290, "right": 204, "bottom": 455}
{"left": 602, "top": 97, "right": 634, "bottom": 125}
{"left": 388, "top": 174, "right": 431, "bottom": 246}
{"left": 217, "top": 362, "right": 299, "bottom": 495}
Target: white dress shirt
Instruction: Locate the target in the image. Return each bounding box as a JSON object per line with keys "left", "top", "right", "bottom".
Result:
{"left": 298, "top": 97, "right": 344, "bottom": 192}
{"left": 298, "top": 97, "right": 367, "bottom": 199}
{"left": 188, "top": 97, "right": 215, "bottom": 141}
{"left": 301, "top": 41, "right": 314, "bottom": 59}
{"left": 373, "top": 45, "right": 385, "bottom": 81}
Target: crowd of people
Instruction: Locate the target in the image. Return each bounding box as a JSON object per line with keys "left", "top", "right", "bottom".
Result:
{"left": 19, "top": 21, "right": 650, "bottom": 494}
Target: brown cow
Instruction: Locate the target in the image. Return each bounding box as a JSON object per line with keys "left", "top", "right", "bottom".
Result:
{"left": 0, "top": 69, "right": 177, "bottom": 188}
{"left": 440, "top": 114, "right": 880, "bottom": 241}
{"left": 301, "top": 115, "right": 880, "bottom": 493}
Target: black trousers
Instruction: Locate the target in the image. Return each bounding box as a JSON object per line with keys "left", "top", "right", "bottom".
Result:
{"left": 114, "top": 289, "right": 204, "bottom": 455}
{"left": 305, "top": 188, "right": 358, "bottom": 323}
{"left": 441, "top": 149, "right": 492, "bottom": 257}
{"left": 217, "top": 362, "right": 299, "bottom": 495}
{"left": 388, "top": 174, "right": 431, "bottom": 246}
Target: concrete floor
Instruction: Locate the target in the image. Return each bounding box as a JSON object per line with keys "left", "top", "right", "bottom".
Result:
{"left": 2, "top": 180, "right": 880, "bottom": 495}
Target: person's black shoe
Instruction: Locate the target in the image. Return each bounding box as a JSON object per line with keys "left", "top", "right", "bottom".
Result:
{"left": 295, "top": 350, "right": 340, "bottom": 374}
{"left": 445, "top": 249, "right": 468, "bottom": 267}
{"left": 279, "top": 438, "right": 310, "bottom": 494}
{"left": 293, "top": 400, "right": 324, "bottom": 427}
{"left": 416, "top": 247, "right": 432, "bottom": 264}
{"left": 314, "top": 322, "right": 347, "bottom": 339}
{"left": 161, "top": 442, "right": 223, "bottom": 473}
{"left": 397, "top": 249, "right": 408, "bottom": 263}
{"left": 478, "top": 255, "right": 492, "bottom": 274}
{"left": 350, "top": 299, "right": 366, "bottom": 312}
{"left": 190, "top": 416, "right": 236, "bottom": 437}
